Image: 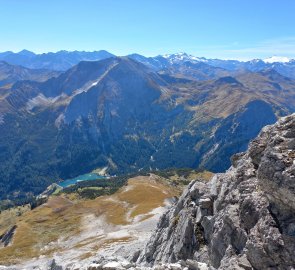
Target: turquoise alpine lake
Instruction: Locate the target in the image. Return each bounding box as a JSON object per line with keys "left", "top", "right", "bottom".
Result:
{"left": 58, "top": 173, "right": 105, "bottom": 188}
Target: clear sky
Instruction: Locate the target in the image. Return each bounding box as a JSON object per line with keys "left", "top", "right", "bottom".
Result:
{"left": 1, "top": 0, "right": 295, "bottom": 60}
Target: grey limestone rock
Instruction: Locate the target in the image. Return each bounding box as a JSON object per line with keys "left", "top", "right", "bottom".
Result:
{"left": 140, "top": 114, "right": 295, "bottom": 270}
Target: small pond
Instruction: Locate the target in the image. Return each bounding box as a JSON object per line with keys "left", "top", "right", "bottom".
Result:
{"left": 58, "top": 173, "right": 105, "bottom": 188}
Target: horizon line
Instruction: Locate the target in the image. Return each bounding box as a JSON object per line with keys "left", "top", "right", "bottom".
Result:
{"left": 0, "top": 49, "right": 294, "bottom": 62}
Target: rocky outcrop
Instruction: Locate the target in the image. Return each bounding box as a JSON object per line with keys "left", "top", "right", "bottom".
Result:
{"left": 136, "top": 180, "right": 210, "bottom": 265}
{"left": 0, "top": 225, "right": 17, "bottom": 247}
{"left": 139, "top": 113, "right": 295, "bottom": 269}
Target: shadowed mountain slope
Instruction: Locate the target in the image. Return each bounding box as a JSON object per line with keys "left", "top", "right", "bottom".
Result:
{"left": 0, "top": 61, "right": 60, "bottom": 87}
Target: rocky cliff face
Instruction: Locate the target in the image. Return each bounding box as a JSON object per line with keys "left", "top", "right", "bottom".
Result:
{"left": 138, "top": 113, "right": 295, "bottom": 270}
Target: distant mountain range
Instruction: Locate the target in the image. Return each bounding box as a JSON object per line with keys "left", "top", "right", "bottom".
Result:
{"left": 128, "top": 52, "right": 295, "bottom": 79}
{"left": 0, "top": 61, "right": 60, "bottom": 87}
{"left": 0, "top": 50, "right": 115, "bottom": 71}
{"left": 0, "top": 50, "right": 295, "bottom": 78}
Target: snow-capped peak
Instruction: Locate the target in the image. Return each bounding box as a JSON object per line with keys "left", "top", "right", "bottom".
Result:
{"left": 162, "top": 52, "right": 208, "bottom": 64}
{"left": 263, "top": 56, "right": 291, "bottom": 63}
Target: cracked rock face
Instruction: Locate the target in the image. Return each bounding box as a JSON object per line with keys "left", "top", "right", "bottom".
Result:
{"left": 139, "top": 114, "right": 295, "bottom": 270}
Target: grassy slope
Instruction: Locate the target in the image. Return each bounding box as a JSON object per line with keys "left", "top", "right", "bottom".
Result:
{"left": 0, "top": 174, "right": 189, "bottom": 265}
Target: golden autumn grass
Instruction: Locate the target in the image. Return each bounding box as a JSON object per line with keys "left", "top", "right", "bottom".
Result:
{"left": 0, "top": 175, "right": 180, "bottom": 265}
{"left": 0, "top": 205, "right": 30, "bottom": 236}
{"left": 117, "top": 177, "right": 178, "bottom": 218}
{"left": 154, "top": 169, "right": 213, "bottom": 187}
{"left": 169, "top": 170, "right": 213, "bottom": 182}
{"left": 0, "top": 197, "right": 81, "bottom": 263}
{"left": 189, "top": 170, "right": 214, "bottom": 182}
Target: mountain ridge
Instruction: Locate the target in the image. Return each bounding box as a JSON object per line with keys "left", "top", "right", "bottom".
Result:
{"left": 1, "top": 50, "right": 295, "bottom": 78}
{"left": 0, "top": 61, "right": 60, "bottom": 88}
{"left": 0, "top": 56, "right": 294, "bottom": 202}
{"left": 0, "top": 50, "right": 115, "bottom": 71}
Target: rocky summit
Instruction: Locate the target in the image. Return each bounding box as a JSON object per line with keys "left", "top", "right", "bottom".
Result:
{"left": 135, "top": 113, "right": 295, "bottom": 270}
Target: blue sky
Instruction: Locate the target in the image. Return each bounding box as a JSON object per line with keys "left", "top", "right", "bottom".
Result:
{"left": 1, "top": 0, "right": 295, "bottom": 60}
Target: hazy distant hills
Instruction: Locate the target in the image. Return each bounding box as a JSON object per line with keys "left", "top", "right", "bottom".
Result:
{"left": 0, "top": 50, "right": 115, "bottom": 71}
{"left": 1, "top": 50, "right": 295, "bottom": 78}
{"left": 0, "top": 53, "right": 294, "bottom": 201}
{"left": 0, "top": 61, "right": 60, "bottom": 88}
